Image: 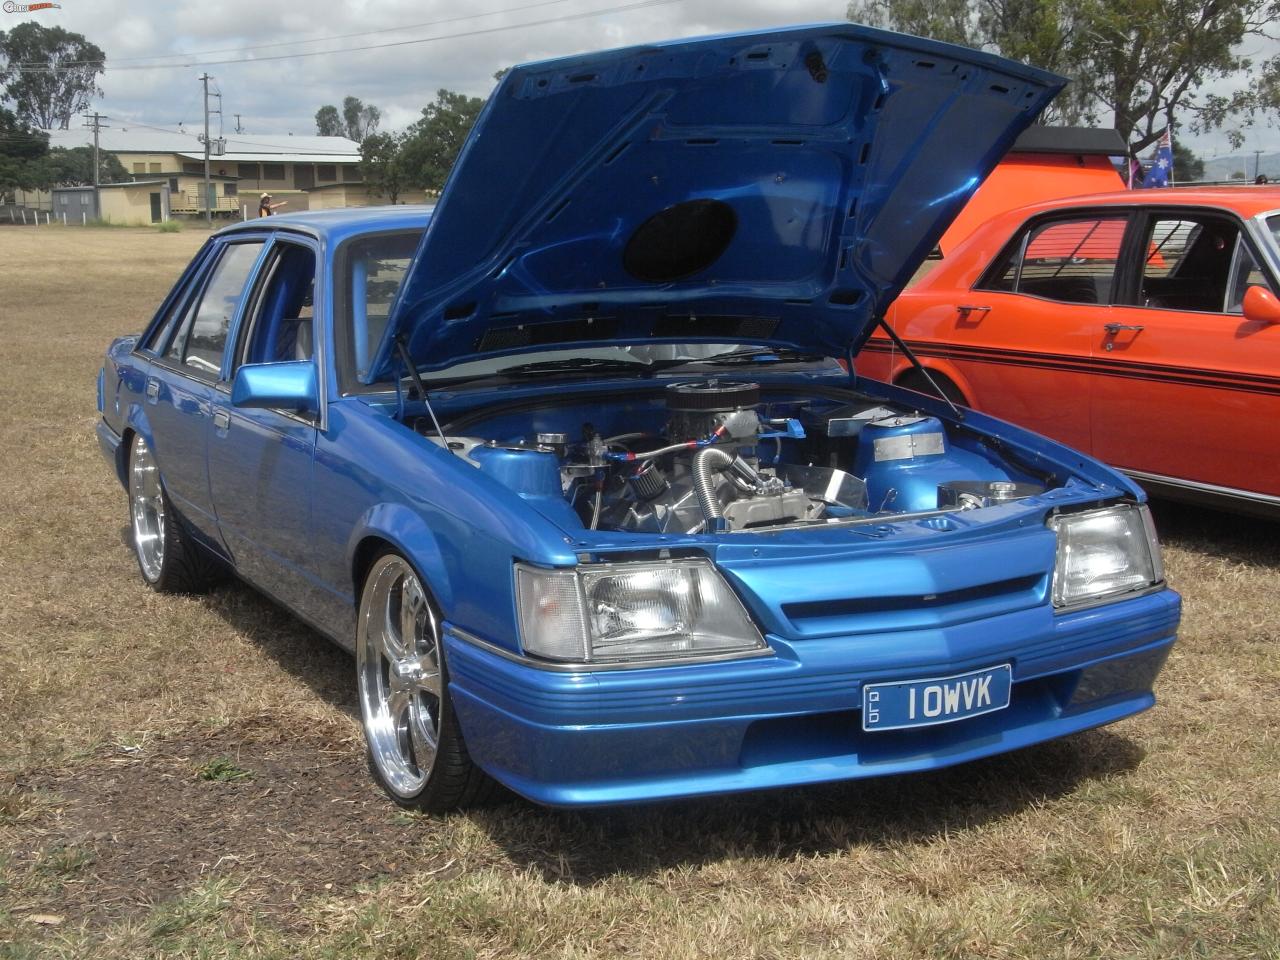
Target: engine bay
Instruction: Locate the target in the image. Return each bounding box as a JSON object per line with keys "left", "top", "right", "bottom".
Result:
{"left": 414, "top": 380, "right": 1053, "bottom": 535}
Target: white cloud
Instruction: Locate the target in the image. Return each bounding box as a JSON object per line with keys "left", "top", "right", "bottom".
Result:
{"left": 6, "top": 0, "right": 1274, "bottom": 161}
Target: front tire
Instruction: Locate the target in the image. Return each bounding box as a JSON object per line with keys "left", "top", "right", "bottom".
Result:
{"left": 127, "top": 434, "right": 221, "bottom": 593}
{"left": 356, "top": 552, "right": 495, "bottom": 811}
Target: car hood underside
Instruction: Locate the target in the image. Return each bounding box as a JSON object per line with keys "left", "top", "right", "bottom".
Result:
{"left": 365, "top": 22, "right": 1064, "bottom": 381}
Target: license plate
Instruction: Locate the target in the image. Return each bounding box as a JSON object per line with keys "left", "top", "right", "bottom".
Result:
{"left": 862, "top": 664, "right": 1012, "bottom": 732}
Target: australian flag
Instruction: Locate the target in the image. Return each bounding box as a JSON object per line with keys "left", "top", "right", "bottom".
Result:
{"left": 1141, "top": 130, "right": 1174, "bottom": 188}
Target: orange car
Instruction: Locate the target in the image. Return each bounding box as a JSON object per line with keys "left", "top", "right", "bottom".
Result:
{"left": 859, "top": 188, "right": 1280, "bottom": 515}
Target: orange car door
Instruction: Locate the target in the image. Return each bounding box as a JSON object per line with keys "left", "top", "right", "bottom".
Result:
{"left": 901, "top": 212, "right": 1131, "bottom": 451}
{"left": 1090, "top": 210, "right": 1280, "bottom": 500}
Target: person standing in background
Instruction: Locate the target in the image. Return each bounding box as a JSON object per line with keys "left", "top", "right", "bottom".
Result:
{"left": 259, "top": 192, "right": 288, "bottom": 217}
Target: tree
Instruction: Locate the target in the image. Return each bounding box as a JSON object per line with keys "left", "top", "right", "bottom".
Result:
{"left": 360, "top": 131, "right": 411, "bottom": 204}
{"left": 342, "top": 96, "right": 380, "bottom": 142}
{"left": 0, "top": 105, "right": 48, "bottom": 191}
{"left": 1171, "top": 141, "right": 1204, "bottom": 182}
{"left": 315, "top": 104, "right": 343, "bottom": 137}
{"left": 398, "top": 89, "right": 485, "bottom": 193}
{"left": 40, "top": 145, "right": 127, "bottom": 186}
{"left": 0, "top": 22, "right": 105, "bottom": 129}
{"left": 845, "top": 0, "right": 1280, "bottom": 152}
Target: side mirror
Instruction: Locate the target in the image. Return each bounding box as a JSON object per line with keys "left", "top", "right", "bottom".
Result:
{"left": 1242, "top": 285, "right": 1280, "bottom": 324}
{"left": 231, "top": 360, "right": 318, "bottom": 412}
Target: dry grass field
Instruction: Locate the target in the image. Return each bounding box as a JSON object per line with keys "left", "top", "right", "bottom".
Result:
{"left": 1, "top": 224, "right": 1279, "bottom": 959}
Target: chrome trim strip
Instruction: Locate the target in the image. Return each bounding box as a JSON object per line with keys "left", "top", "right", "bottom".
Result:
{"left": 1123, "top": 468, "right": 1280, "bottom": 507}
{"left": 446, "top": 625, "right": 773, "bottom": 673}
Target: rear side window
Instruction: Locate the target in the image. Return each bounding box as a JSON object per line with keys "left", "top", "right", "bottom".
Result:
{"left": 980, "top": 215, "right": 1128, "bottom": 304}
{"left": 1139, "top": 215, "right": 1242, "bottom": 312}
{"left": 167, "top": 242, "right": 264, "bottom": 378}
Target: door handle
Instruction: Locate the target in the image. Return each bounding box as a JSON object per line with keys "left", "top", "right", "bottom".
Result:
{"left": 145, "top": 378, "right": 160, "bottom": 399}
{"left": 1104, "top": 323, "right": 1144, "bottom": 335}
{"left": 212, "top": 410, "right": 230, "bottom": 431}
{"left": 957, "top": 305, "right": 991, "bottom": 313}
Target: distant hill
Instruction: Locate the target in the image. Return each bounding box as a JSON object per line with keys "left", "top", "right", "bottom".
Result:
{"left": 1202, "top": 152, "right": 1280, "bottom": 181}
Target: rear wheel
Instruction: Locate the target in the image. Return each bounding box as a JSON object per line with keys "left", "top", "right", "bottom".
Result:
{"left": 127, "top": 434, "right": 221, "bottom": 593}
{"left": 356, "top": 552, "right": 495, "bottom": 811}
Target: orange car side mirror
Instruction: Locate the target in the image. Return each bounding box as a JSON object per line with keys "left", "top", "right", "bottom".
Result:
{"left": 1242, "top": 285, "right": 1280, "bottom": 324}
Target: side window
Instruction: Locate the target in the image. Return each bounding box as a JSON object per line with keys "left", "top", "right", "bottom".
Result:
{"left": 143, "top": 247, "right": 213, "bottom": 353}
{"left": 1227, "top": 238, "right": 1266, "bottom": 314}
{"left": 980, "top": 216, "right": 1127, "bottom": 305}
{"left": 236, "top": 242, "right": 317, "bottom": 369}
{"left": 338, "top": 232, "right": 421, "bottom": 384}
{"left": 1139, "top": 215, "right": 1240, "bottom": 312}
{"left": 167, "top": 242, "right": 264, "bottom": 378}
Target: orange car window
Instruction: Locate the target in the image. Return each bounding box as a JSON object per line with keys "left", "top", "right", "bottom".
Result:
{"left": 982, "top": 216, "right": 1126, "bottom": 305}
{"left": 1139, "top": 216, "right": 1240, "bottom": 313}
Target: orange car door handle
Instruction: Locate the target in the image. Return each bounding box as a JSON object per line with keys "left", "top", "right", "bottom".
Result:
{"left": 957, "top": 305, "right": 991, "bottom": 313}
{"left": 1104, "top": 323, "right": 1144, "bottom": 334}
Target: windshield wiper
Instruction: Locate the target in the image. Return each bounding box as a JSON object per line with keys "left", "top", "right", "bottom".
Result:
{"left": 496, "top": 357, "right": 656, "bottom": 376}
{"left": 697, "top": 347, "right": 829, "bottom": 366}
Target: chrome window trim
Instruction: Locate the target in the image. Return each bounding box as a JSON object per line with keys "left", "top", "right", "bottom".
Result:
{"left": 1123, "top": 468, "right": 1280, "bottom": 509}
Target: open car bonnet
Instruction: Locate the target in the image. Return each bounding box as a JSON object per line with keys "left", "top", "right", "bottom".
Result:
{"left": 365, "top": 23, "right": 1063, "bottom": 381}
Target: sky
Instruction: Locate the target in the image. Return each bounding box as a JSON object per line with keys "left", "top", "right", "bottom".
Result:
{"left": 4, "top": 0, "right": 1276, "bottom": 164}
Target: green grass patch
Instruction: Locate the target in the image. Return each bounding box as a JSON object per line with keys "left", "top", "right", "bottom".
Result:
{"left": 195, "top": 758, "right": 253, "bottom": 783}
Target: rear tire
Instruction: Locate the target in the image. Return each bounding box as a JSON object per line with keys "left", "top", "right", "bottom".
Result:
{"left": 356, "top": 551, "right": 496, "bottom": 812}
{"left": 127, "top": 434, "right": 222, "bottom": 593}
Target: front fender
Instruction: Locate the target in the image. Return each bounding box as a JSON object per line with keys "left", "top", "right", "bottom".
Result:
{"left": 346, "top": 502, "right": 458, "bottom": 616}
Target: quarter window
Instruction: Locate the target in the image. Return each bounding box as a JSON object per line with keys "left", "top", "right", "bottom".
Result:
{"left": 981, "top": 216, "right": 1127, "bottom": 304}
{"left": 168, "top": 242, "right": 265, "bottom": 377}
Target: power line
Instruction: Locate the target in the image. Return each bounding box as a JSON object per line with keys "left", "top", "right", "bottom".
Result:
{"left": 45, "top": 0, "right": 579, "bottom": 67}
{"left": 9, "top": 0, "right": 681, "bottom": 72}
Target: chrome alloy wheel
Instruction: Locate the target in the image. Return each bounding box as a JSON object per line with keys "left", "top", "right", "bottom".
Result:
{"left": 357, "top": 555, "right": 444, "bottom": 798}
{"left": 129, "top": 435, "right": 166, "bottom": 582}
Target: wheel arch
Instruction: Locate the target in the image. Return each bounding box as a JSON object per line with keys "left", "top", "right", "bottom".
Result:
{"left": 347, "top": 503, "right": 456, "bottom": 618}
{"left": 891, "top": 360, "right": 973, "bottom": 406}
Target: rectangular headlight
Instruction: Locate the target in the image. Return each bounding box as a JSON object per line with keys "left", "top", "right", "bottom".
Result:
{"left": 1048, "top": 504, "right": 1163, "bottom": 609}
{"left": 515, "top": 559, "right": 767, "bottom": 665}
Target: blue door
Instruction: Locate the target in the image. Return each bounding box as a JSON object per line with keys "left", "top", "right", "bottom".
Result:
{"left": 145, "top": 239, "right": 266, "bottom": 540}
{"left": 207, "top": 238, "right": 321, "bottom": 612}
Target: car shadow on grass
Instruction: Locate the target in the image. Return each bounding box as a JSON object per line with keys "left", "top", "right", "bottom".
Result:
{"left": 466, "top": 728, "right": 1147, "bottom": 885}
{"left": 1149, "top": 498, "right": 1280, "bottom": 567}
{"left": 203, "top": 577, "right": 358, "bottom": 720}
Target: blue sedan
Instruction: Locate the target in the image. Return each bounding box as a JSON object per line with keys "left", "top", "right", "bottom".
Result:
{"left": 96, "top": 24, "right": 1179, "bottom": 810}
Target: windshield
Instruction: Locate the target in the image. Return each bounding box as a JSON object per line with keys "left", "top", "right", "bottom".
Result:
{"left": 1269, "top": 214, "right": 1280, "bottom": 252}
{"left": 336, "top": 232, "right": 836, "bottom": 390}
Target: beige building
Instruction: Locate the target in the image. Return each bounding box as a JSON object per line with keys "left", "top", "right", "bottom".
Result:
{"left": 30, "top": 128, "right": 363, "bottom": 217}
{"left": 304, "top": 182, "right": 434, "bottom": 210}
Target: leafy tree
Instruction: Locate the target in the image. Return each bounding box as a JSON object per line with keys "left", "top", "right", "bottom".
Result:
{"left": 360, "top": 131, "right": 411, "bottom": 204}
{"left": 0, "top": 22, "right": 105, "bottom": 129}
{"left": 1230, "top": 169, "right": 1247, "bottom": 179}
{"left": 315, "top": 104, "right": 343, "bottom": 137}
{"left": 398, "top": 89, "right": 485, "bottom": 193}
{"left": 845, "top": 0, "right": 1280, "bottom": 151}
{"left": 0, "top": 105, "right": 48, "bottom": 191}
{"left": 1171, "top": 140, "right": 1204, "bottom": 182}
{"left": 342, "top": 96, "right": 381, "bottom": 142}
{"left": 40, "top": 145, "right": 127, "bottom": 186}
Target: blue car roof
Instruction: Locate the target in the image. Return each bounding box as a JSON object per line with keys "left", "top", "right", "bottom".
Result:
{"left": 217, "top": 205, "right": 434, "bottom": 246}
